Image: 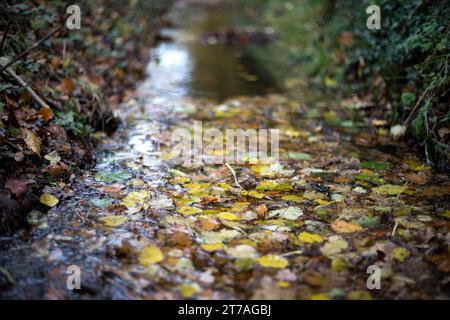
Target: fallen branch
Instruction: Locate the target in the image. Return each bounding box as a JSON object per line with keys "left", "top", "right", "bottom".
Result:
{"left": 2, "top": 65, "right": 51, "bottom": 110}
{"left": 0, "top": 20, "right": 12, "bottom": 56}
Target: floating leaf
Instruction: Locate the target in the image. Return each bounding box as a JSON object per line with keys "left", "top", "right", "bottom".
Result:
{"left": 139, "top": 245, "right": 164, "bottom": 266}
{"left": 281, "top": 195, "right": 303, "bottom": 203}
{"left": 287, "top": 152, "right": 312, "bottom": 160}
{"left": 150, "top": 197, "right": 173, "bottom": 209}
{"left": 321, "top": 236, "right": 348, "bottom": 257}
{"left": 242, "top": 190, "right": 264, "bottom": 199}
{"left": 269, "top": 206, "right": 303, "bottom": 220}
{"left": 331, "top": 220, "right": 363, "bottom": 233}
{"left": 39, "top": 193, "right": 58, "bottom": 207}
{"left": 298, "top": 232, "right": 324, "bottom": 244}
{"left": 177, "top": 206, "right": 202, "bottom": 216}
{"left": 100, "top": 215, "right": 127, "bottom": 227}
{"left": 121, "top": 190, "right": 149, "bottom": 208}
{"left": 91, "top": 197, "right": 114, "bottom": 208}
{"left": 225, "top": 245, "right": 258, "bottom": 259}
{"left": 360, "top": 161, "right": 393, "bottom": 170}
{"left": 392, "top": 247, "right": 410, "bottom": 262}
{"left": 177, "top": 283, "right": 200, "bottom": 298}
{"left": 218, "top": 212, "right": 241, "bottom": 221}
{"left": 201, "top": 243, "right": 223, "bottom": 252}
{"left": 256, "top": 254, "right": 288, "bottom": 268}
{"left": 373, "top": 184, "right": 410, "bottom": 195}
{"left": 95, "top": 171, "right": 132, "bottom": 183}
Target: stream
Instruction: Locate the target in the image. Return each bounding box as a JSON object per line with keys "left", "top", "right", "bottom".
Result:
{"left": 0, "top": 0, "right": 449, "bottom": 300}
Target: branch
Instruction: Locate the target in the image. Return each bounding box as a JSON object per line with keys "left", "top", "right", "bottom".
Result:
{"left": 2, "top": 65, "right": 51, "bottom": 110}
{"left": 0, "top": 20, "right": 12, "bottom": 56}
{"left": 0, "top": 27, "right": 61, "bottom": 74}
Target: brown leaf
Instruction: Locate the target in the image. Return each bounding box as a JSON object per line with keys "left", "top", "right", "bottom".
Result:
{"left": 22, "top": 128, "right": 41, "bottom": 156}
{"left": 58, "top": 77, "right": 74, "bottom": 94}
{"left": 5, "top": 178, "right": 35, "bottom": 198}
{"left": 37, "top": 106, "right": 54, "bottom": 122}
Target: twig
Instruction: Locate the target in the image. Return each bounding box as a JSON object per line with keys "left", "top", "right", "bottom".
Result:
{"left": 0, "top": 20, "right": 12, "bottom": 56}
{"left": 403, "top": 89, "right": 428, "bottom": 126}
{"left": 225, "top": 163, "right": 243, "bottom": 189}
{"left": 2, "top": 65, "right": 51, "bottom": 110}
{"left": 391, "top": 220, "right": 398, "bottom": 237}
{"left": 0, "top": 27, "right": 61, "bottom": 74}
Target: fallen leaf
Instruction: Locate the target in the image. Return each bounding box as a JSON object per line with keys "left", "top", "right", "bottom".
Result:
{"left": 269, "top": 206, "right": 303, "bottom": 220}
{"left": 22, "top": 128, "right": 41, "bottom": 156}
{"left": 99, "top": 215, "right": 127, "bottom": 227}
{"left": 139, "top": 245, "right": 164, "bottom": 266}
{"left": 39, "top": 193, "right": 58, "bottom": 207}
{"left": 256, "top": 254, "right": 289, "bottom": 268}
{"left": 298, "top": 232, "right": 324, "bottom": 244}
{"left": 331, "top": 220, "right": 363, "bottom": 233}
{"left": 218, "top": 212, "right": 241, "bottom": 221}
{"left": 392, "top": 247, "right": 410, "bottom": 262}
{"left": 177, "top": 206, "right": 202, "bottom": 216}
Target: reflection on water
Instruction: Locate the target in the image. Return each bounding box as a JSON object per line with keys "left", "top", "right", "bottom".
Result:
{"left": 143, "top": 2, "right": 273, "bottom": 101}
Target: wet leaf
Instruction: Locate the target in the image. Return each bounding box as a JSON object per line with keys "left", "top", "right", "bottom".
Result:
{"left": 22, "top": 128, "right": 41, "bottom": 156}
{"left": 177, "top": 206, "right": 202, "bottom": 216}
{"left": 256, "top": 254, "right": 289, "bottom": 268}
{"left": 360, "top": 161, "right": 393, "bottom": 170}
{"left": 95, "top": 171, "right": 132, "bottom": 183}
{"left": 321, "top": 236, "right": 348, "bottom": 257}
{"left": 298, "top": 232, "right": 324, "bottom": 244}
{"left": 139, "top": 245, "right": 164, "bottom": 266}
{"left": 331, "top": 220, "right": 363, "bottom": 233}
{"left": 201, "top": 243, "right": 223, "bottom": 252}
{"left": 177, "top": 283, "right": 200, "bottom": 298}
{"left": 99, "top": 215, "right": 127, "bottom": 227}
{"left": 269, "top": 206, "right": 303, "bottom": 220}
{"left": 392, "top": 247, "right": 410, "bottom": 262}
{"left": 373, "top": 184, "right": 409, "bottom": 195}
{"left": 39, "top": 193, "right": 58, "bottom": 207}
{"left": 225, "top": 245, "right": 258, "bottom": 259}
{"left": 91, "top": 197, "right": 114, "bottom": 207}
{"left": 218, "top": 212, "right": 241, "bottom": 221}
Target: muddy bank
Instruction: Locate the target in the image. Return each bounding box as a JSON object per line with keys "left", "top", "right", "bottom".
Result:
{"left": 0, "top": 0, "right": 174, "bottom": 234}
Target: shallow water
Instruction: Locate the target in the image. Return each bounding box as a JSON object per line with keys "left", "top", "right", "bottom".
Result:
{"left": 1, "top": 1, "right": 449, "bottom": 300}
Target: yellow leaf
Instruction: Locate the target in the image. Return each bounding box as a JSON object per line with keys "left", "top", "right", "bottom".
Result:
{"left": 177, "top": 206, "right": 202, "bottom": 216}
{"left": 310, "top": 293, "right": 330, "bottom": 300}
{"left": 315, "top": 199, "right": 333, "bottom": 205}
{"left": 331, "top": 258, "right": 348, "bottom": 272}
{"left": 392, "top": 247, "right": 410, "bottom": 262}
{"left": 281, "top": 195, "right": 303, "bottom": 202}
{"left": 441, "top": 210, "right": 450, "bottom": 218}
{"left": 373, "top": 184, "right": 409, "bottom": 195}
{"left": 185, "top": 183, "right": 210, "bottom": 197}
{"left": 22, "top": 128, "right": 41, "bottom": 156}
{"left": 201, "top": 243, "right": 223, "bottom": 252}
{"left": 139, "top": 245, "right": 164, "bottom": 266}
{"left": 39, "top": 193, "right": 58, "bottom": 207}
{"left": 177, "top": 283, "right": 200, "bottom": 298}
{"left": 121, "top": 190, "right": 149, "bottom": 208}
{"left": 331, "top": 220, "right": 363, "bottom": 233}
{"left": 242, "top": 190, "right": 264, "bottom": 199}
{"left": 298, "top": 232, "right": 324, "bottom": 244}
{"left": 100, "top": 215, "right": 127, "bottom": 227}
{"left": 218, "top": 212, "right": 241, "bottom": 221}
{"left": 278, "top": 281, "right": 290, "bottom": 288}
{"left": 256, "top": 254, "right": 289, "bottom": 268}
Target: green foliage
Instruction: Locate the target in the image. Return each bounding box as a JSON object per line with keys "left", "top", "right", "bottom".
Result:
{"left": 242, "top": 0, "right": 449, "bottom": 169}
